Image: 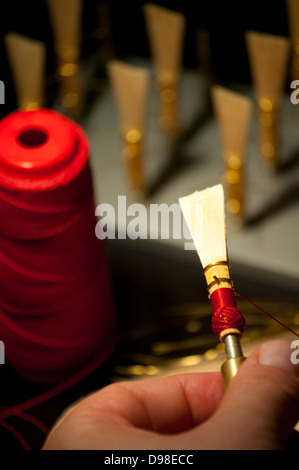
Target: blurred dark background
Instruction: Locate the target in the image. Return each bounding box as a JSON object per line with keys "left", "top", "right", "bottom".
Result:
{"left": 0, "top": 0, "right": 291, "bottom": 116}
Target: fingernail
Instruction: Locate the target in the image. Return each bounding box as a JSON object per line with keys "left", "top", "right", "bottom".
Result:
{"left": 259, "top": 340, "right": 299, "bottom": 377}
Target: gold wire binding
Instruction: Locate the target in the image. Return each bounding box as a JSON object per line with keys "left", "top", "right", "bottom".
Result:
{"left": 207, "top": 277, "right": 233, "bottom": 291}
{"left": 203, "top": 261, "right": 230, "bottom": 274}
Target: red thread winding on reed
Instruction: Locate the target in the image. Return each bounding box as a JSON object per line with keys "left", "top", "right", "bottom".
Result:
{"left": 210, "top": 288, "right": 246, "bottom": 339}
{"left": 0, "top": 108, "right": 117, "bottom": 386}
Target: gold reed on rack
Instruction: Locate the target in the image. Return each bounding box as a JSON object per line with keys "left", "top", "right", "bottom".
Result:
{"left": 108, "top": 60, "right": 150, "bottom": 197}
{"left": 212, "top": 86, "right": 252, "bottom": 226}
{"left": 143, "top": 3, "right": 185, "bottom": 137}
{"left": 245, "top": 31, "right": 290, "bottom": 167}
{"left": 5, "top": 33, "right": 46, "bottom": 110}
{"left": 286, "top": 0, "right": 299, "bottom": 82}
{"left": 47, "top": 0, "right": 84, "bottom": 115}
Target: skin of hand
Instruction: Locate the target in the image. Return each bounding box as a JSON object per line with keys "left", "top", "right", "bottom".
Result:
{"left": 42, "top": 339, "right": 299, "bottom": 450}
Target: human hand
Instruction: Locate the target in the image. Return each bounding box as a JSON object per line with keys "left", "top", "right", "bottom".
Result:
{"left": 43, "top": 339, "right": 299, "bottom": 450}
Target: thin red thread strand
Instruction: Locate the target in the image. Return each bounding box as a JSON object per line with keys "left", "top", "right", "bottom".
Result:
{"left": 0, "top": 420, "right": 31, "bottom": 450}
{"left": 233, "top": 288, "right": 299, "bottom": 338}
{"left": 0, "top": 408, "right": 49, "bottom": 436}
{"left": 0, "top": 346, "right": 114, "bottom": 421}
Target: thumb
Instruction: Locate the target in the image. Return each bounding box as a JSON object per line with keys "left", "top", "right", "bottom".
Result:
{"left": 198, "top": 339, "right": 299, "bottom": 449}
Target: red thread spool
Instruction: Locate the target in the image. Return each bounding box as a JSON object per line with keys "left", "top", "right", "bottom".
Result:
{"left": 210, "top": 288, "right": 246, "bottom": 340}
{"left": 0, "top": 109, "right": 117, "bottom": 385}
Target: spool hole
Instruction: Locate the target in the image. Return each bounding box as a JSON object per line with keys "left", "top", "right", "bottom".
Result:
{"left": 18, "top": 129, "right": 48, "bottom": 148}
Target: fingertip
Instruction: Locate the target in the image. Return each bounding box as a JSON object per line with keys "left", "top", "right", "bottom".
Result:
{"left": 242, "top": 339, "right": 299, "bottom": 377}
{"left": 205, "top": 339, "right": 299, "bottom": 449}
